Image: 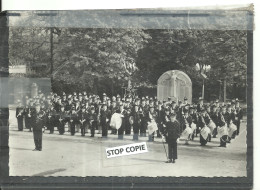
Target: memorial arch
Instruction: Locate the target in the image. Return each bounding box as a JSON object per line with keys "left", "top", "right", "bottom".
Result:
{"left": 157, "top": 70, "right": 192, "bottom": 103}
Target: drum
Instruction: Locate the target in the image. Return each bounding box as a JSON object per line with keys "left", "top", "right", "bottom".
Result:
{"left": 228, "top": 123, "right": 237, "bottom": 137}
{"left": 200, "top": 126, "right": 210, "bottom": 140}
{"left": 110, "top": 113, "right": 122, "bottom": 129}
{"left": 217, "top": 124, "right": 228, "bottom": 137}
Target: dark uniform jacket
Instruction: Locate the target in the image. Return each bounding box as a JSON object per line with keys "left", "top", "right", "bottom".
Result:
{"left": 31, "top": 110, "right": 45, "bottom": 132}
{"left": 163, "top": 120, "right": 180, "bottom": 143}
{"left": 16, "top": 107, "right": 24, "bottom": 118}
{"left": 100, "top": 109, "right": 111, "bottom": 125}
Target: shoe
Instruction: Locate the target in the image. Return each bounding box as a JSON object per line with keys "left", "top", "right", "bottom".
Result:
{"left": 32, "top": 149, "right": 38, "bottom": 151}
{"left": 90, "top": 135, "right": 94, "bottom": 137}
{"left": 38, "top": 149, "right": 42, "bottom": 151}
{"left": 165, "top": 160, "right": 172, "bottom": 163}
{"left": 172, "top": 160, "right": 175, "bottom": 163}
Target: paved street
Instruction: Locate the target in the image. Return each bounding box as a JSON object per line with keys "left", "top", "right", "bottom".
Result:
{"left": 9, "top": 109, "right": 247, "bottom": 177}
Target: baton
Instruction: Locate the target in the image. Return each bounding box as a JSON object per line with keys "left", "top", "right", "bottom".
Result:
{"left": 160, "top": 131, "right": 168, "bottom": 160}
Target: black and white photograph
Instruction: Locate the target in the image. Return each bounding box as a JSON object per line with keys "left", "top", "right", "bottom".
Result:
{"left": 0, "top": 5, "right": 253, "bottom": 185}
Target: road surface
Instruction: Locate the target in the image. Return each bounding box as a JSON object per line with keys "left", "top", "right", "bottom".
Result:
{"left": 8, "top": 109, "right": 247, "bottom": 177}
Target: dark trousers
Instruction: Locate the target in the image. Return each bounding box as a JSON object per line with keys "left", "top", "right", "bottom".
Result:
{"left": 25, "top": 117, "right": 30, "bottom": 129}
{"left": 49, "top": 122, "right": 54, "bottom": 133}
{"left": 237, "top": 121, "right": 241, "bottom": 135}
{"left": 80, "top": 123, "right": 86, "bottom": 136}
{"left": 25, "top": 118, "right": 32, "bottom": 131}
{"left": 58, "top": 122, "right": 65, "bottom": 134}
{"left": 125, "top": 123, "right": 131, "bottom": 135}
{"left": 33, "top": 131, "right": 42, "bottom": 150}
{"left": 212, "top": 128, "right": 218, "bottom": 138}
{"left": 91, "top": 122, "right": 97, "bottom": 136}
{"left": 118, "top": 126, "right": 124, "bottom": 139}
{"left": 133, "top": 123, "right": 139, "bottom": 140}
{"left": 208, "top": 134, "right": 211, "bottom": 142}
{"left": 17, "top": 117, "right": 23, "bottom": 131}
{"left": 70, "top": 122, "right": 75, "bottom": 135}
{"left": 140, "top": 121, "right": 146, "bottom": 136}
{"left": 101, "top": 122, "right": 108, "bottom": 137}
{"left": 200, "top": 134, "right": 208, "bottom": 146}
{"left": 168, "top": 140, "right": 177, "bottom": 160}
{"left": 111, "top": 129, "right": 117, "bottom": 134}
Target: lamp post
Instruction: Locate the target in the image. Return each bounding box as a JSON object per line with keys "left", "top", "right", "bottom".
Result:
{"left": 195, "top": 63, "right": 211, "bottom": 99}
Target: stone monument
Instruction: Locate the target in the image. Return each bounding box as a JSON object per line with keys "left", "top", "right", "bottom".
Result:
{"left": 157, "top": 70, "right": 192, "bottom": 103}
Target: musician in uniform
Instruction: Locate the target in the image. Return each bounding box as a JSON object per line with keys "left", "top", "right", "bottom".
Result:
{"left": 16, "top": 100, "right": 24, "bottom": 131}
{"left": 31, "top": 103, "right": 45, "bottom": 151}
{"left": 58, "top": 104, "right": 66, "bottom": 135}
{"left": 197, "top": 97, "right": 204, "bottom": 113}
{"left": 89, "top": 106, "right": 98, "bottom": 137}
{"left": 46, "top": 105, "right": 57, "bottom": 134}
{"left": 79, "top": 106, "right": 88, "bottom": 136}
{"left": 235, "top": 98, "right": 243, "bottom": 135}
{"left": 140, "top": 100, "right": 148, "bottom": 137}
{"left": 69, "top": 106, "right": 78, "bottom": 136}
{"left": 132, "top": 104, "right": 141, "bottom": 140}
{"left": 162, "top": 113, "right": 180, "bottom": 163}
{"left": 198, "top": 109, "right": 208, "bottom": 146}
{"left": 110, "top": 100, "right": 118, "bottom": 135}
{"left": 117, "top": 104, "right": 126, "bottom": 139}
{"left": 210, "top": 105, "right": 219, "bottom": 138}
{"left": 100, "top": 103, "right": 111, "bottom": 138}
{"left": 124, "top": 106, "right": 132, "bottom": 135}
{"left": 147, "top": 105, "right": 158, "bottom": 142}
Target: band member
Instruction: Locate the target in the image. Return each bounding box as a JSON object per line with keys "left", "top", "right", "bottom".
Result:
{"left": 210, "top": 105, "right": 219, "bottom": 138}
{"left": 156, "top": 102, "right": 164, "bottom": 137}
{"left": 110, "top": 100, "right": 118, "bottom": 135}
{"left": 162, "top": 113, "right": 180, "bottom": 163}
{"left": 124, "top": 106, "right": 132, "bottom": 135}
{"left": 235, "top": 98, "right": 243, "bottom": 135}
{"left": 147, "top": 105, "right": 158, "bottom": 142}
{"left": 74, "top": 100, "right": 81, "bottom": 133}
{"left": 198, "top": 109, "right": 208, "bottom": 146}
{"left": 32, "top": 103, "right": 45, "bottom": 151}
{"left": 58, "top": 104, "right": 66, "bottom": 135}
{"left": 218, "top": 112, "right": 228, "bottom": 147}
{"left": 16, "top": 100, "right": 24, "bottom": 131}
{"left": 140, "top": 100, "right": 148, "bottom": 137}
{"left": 197, "top": 97, "right": 204, "bottom": 113}
{"left": 89, "top": 106, "right": 98, "bottom": 137}
{"left": 79, "top": 107, "right": 88, "bottom": 136}
{"left": 96, "top": 102, "right": 102, "bottom": 134}
{"left": 69, "top": 107, "right": 78, "bottom": 136}
{"left": 65, "top": 98, "right": 73, "bottom": 132}
{"left": 118, "top": 104, "right": 126, "bottom": 139}
{"left": 46, "top": 105, "right": 57, "bottom": 134}
{"left": 132, "top": 104, "right": 141, "bottom": 140}
{"left": 24, "top": 101, "right": 31, "bottom": 131}
{"left": 100, "top": 103, "right": 111, "bottom": 138}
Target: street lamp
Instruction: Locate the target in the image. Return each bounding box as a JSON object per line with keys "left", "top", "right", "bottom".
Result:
{"left": 195, "top": 63, "right": 211, "bottom": 99}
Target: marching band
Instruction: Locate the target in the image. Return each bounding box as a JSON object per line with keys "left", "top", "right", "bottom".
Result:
{"left": 16, "top": 91, "right": 243, "bottom": 151}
